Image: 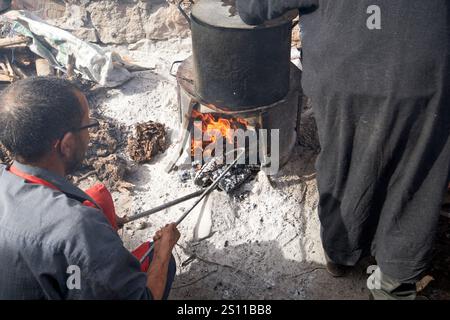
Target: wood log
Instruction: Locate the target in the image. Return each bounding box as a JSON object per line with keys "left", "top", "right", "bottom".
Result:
{"left": 12, "top": 64, "right": 28, "bottom": 79}
{"left": 0, "top": 62, "right": 7, "bottom": 74}
{"left": 0, "top": 73, "right": 12, "bottom": 82}
{"left": 66, "top": 54, "right": 75, "bottom": 80}
{"left": 0, "top": 36, "right": 29, "bottom": 48}
{"left": 3, "top": 55, "right": 15, "bottom": 78}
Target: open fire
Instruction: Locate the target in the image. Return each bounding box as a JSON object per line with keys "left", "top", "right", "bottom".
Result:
{"left": 167, "top": 56, "right": 299, "bottom": 177}
{"left": 191, "top": 109, "right": 250, "bottom": 157}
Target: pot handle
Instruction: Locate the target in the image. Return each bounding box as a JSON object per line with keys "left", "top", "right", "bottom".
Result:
{"left": 170, "top": 60, "right": 184, "bottom": 78}
{"left": 178, "top": 0, "right": 194, "bottom": 28}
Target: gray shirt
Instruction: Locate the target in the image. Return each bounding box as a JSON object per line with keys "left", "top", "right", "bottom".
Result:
{"left": 0, "top": 162, "right": 151, "bottom": 300}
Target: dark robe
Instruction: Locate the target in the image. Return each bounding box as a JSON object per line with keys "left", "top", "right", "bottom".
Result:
{"left": 237, "top": 0, "right": 450, "bottom": 282}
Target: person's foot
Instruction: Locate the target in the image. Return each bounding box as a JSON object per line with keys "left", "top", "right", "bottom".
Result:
{"left": 324, "top": 252, "right": 350, "bottom": 277}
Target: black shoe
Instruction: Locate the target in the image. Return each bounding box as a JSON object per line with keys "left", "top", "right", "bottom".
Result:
{"left": 325, "top": 253, "right": 350, "bottom": 277}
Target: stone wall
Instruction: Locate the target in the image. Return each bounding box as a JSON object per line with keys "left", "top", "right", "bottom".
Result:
{"left": 11, "top": 0, "right": 190, "bottom": 44}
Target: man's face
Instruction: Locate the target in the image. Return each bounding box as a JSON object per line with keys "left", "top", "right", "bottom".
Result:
{"left": 64, "top": 91, "right": 91, "bottom": 175}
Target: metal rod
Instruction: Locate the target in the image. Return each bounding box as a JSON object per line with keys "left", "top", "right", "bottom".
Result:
{"left": 122, "top": 189, "right": 205, "bottom": 225}
{"left": 139, "top": 149, "right": 245, "bottom": 264}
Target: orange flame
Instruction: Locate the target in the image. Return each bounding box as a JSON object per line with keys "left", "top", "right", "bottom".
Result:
{"left": 191, "top": 109, "right": 249, "bottom": 156}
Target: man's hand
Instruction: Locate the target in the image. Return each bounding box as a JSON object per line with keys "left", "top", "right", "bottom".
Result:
{"left": 152, "top": 223, "right": 180, "bottom": 260}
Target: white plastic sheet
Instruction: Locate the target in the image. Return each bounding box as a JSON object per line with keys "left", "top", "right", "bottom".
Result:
{"left": 2, "top": 10, "right": 133, "bottom": 87}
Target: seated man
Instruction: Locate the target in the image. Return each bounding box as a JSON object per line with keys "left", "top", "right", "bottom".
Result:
{"left": 0, "top": 77, "right": 179, "bottom": 300}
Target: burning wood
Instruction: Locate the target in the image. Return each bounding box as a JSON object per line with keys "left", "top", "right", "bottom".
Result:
{"left": 194, "top": 156, "right": 223, "bottom": 186}
{"left": 194, "top": 156, "right": 259, "bottom": 193}
{"left": 187, "top": 109, "right": 260, "bottom": 193}
{"left": 128, "top": 120, "right": 167, "bottom": 164}
{"left": 191, "top": 109, "right": 249, "bottom": 157}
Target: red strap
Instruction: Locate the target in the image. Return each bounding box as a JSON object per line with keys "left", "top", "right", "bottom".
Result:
{"left": 8, "top": 166, "right": 60, "bottom": 191}
{"left": 83, "top": 184, "right": 119, "bottom": 231}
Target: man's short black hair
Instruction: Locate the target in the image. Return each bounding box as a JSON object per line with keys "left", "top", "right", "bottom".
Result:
{"left": 0, "top": 77, "right": 84, "bottom": 162}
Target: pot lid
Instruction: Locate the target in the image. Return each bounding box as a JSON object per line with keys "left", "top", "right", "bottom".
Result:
{"left": 191, "top": 0, "right": 298, "bottom": 29}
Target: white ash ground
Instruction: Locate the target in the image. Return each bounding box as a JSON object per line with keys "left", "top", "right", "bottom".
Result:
{"left": 95, "top": 38, "right": 369, "bottom": 300}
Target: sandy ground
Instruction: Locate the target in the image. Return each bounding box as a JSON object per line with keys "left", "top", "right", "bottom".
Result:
{"left": 87, "top": 37, "right": 370, "bottom": 300}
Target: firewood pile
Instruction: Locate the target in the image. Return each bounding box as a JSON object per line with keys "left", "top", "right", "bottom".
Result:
{"left": 0, "top": 32, "right": 84, "bottom": 85}
{"left": 1, "top": 14, "right": 66, "bottom": 82}
{"left": 0, "top": 35, "right": 33, "bottom": 83}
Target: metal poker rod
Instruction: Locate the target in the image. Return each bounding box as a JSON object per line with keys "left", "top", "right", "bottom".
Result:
{"left": 122, "top": 189, "right": 206, "bottom": 225}
{"left": 139, "top": 149, "right": 245, "bottom": 264}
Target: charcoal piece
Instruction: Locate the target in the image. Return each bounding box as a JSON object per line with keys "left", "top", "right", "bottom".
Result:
{"left": 128, "top": 121, "right": 167, "bottom": 164}
{"left": 178, "top": 169, "right": 192, "bottom": 182}
{"left": 194, "top": 157, "right": 259, "bottom": 193}
{"left": 193, "top": 157, "right": 225, "bottom": 187}
{"left": 212, "top": 166, "right": 254, "bottom": 193}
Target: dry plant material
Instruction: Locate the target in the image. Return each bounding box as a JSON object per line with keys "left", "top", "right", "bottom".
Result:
{"left": 128, "top": 121, "right": 167, "bottom": 164}
{"left": 73, "top": 117, "right": 132, "bottom": 191}
{"left": 91, "top": 154, "right": 133, "bottom": 192}
{"left": 86, "top": 119, "right": 120, "bottom": 158}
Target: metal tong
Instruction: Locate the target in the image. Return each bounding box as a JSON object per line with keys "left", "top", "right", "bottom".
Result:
{"left": 138, "top": 149, "right": 245, "bottom": 264}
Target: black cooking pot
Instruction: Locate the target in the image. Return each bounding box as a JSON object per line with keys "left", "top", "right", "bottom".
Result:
{"left": 179, "top": 0, "right": 297, "bottom": 110}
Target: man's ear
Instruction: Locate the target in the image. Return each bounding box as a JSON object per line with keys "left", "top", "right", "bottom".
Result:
{"left": 58, "top": 132, "right": 78, "bottom": 160}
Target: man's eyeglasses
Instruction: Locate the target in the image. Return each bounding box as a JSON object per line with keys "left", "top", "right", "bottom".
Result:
{"left": 57, "top": 119, "right": 100, "bottom": 143}
{"left": 73, "top": 119, "right": 100, "bottom": 133}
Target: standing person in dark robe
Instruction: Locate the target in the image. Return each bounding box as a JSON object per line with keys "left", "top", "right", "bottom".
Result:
{"left": 236, "top": 0, "right": 450, "bottom": 299}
